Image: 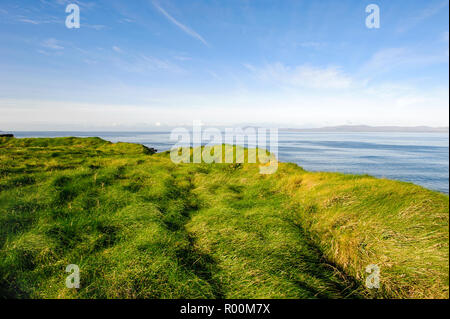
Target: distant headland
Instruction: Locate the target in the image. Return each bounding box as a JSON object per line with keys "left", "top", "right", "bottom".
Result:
{"left": 0, "top": 132, "right": 14, "bottom": 138}
{"left": 281, "top": 125, "right": 449, "bottom": 133}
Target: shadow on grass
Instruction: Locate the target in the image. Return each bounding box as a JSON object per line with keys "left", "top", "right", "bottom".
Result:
{"left": 176, "top": 234, "right": 225, "bottom": 299}
{"left": 286, "top": 219, "right": 365, "bottom": 299}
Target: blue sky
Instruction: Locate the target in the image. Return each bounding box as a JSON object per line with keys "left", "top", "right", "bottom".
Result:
{"left": 0, "top": 0, "right": 448, "bottom": 130}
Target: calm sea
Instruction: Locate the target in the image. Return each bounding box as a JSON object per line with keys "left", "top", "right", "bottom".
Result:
{"left": 12, "top": 131, "right": 449, "bottom": 194}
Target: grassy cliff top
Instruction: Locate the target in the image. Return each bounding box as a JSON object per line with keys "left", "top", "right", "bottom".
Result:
{"left": 0, "top": 137, "right": 448, "bottom": 299}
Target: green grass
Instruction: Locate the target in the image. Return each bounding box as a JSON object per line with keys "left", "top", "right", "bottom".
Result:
{"left": 0, "top": 136, "right": 448, "bottom": 299}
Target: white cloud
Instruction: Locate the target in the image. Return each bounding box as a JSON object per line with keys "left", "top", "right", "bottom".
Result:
{"left": 119, "top": 18, "right": 135, "bottom": 23}
{"left": 152, "top": 1, "right": 209, "bottom": 47}
{"left": 42, "top": 38, "right": 64, "bottom": 50}
{"left": 360, "top": 47, "right": 448, "bottom": 78}
{"left": 298, "top": 42, "right": 325, "bottom": 49}
{"left": 112, "top": 46, "right": 123, "bottom": 53}
{"left": 173, "top": 55, "right": 191, "bottom": 61}
{"left": 397, "top": 0, "right": 449, "bottom": 33}
{"left": 360, "top": 48, "right": 408, "bottom": 73}
{"left": 53, "top": 0, "right": 96, "bottom": 10}
{"left": 111, "top": 53, "right": 184, "bottom": 74}
{"left": 245, "top": 63, "right": 353, "bottom": 89}
{"left": 18, "top": 18, "right": 41, "bottom": 25}
{"left": 85, "top": 24, "right": 107, "bottom": 31}
{"left": 1, "top": 88, "right": 448, "bottom": 130}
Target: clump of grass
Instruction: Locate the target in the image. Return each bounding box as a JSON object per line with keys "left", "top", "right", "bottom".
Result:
{"left": 276, "top": 167, "right": 449, "bottom": 299}
{"left": 0, "top": 137, "right": 448, "bottom": 299}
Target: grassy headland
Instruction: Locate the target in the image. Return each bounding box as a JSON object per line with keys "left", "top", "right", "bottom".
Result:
{"left": 0, "top": 136, "right": 448, "bottom": 299}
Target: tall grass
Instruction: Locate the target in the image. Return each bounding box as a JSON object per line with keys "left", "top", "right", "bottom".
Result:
{"left": 0, "top": 137, "right": 448, "bottom": 298}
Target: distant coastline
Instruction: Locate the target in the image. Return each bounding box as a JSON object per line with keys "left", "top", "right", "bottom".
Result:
{"left": 281, "top": 125, "right": 449, "bottom": 133}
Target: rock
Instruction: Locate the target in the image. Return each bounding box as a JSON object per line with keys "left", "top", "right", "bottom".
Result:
{"left": 0, "top": 134, "right": 14, "bottom": 138}
{"left": 142, "top": 145, "right": 157, "bottom": 155}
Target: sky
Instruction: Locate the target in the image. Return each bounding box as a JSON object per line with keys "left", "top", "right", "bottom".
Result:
{"left": 0, "top": 0, "right": 449, "bottom": 130}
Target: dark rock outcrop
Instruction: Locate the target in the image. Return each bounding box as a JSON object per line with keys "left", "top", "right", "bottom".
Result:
{"left": 142, "top": 145, "right": 157, "bottom": 155}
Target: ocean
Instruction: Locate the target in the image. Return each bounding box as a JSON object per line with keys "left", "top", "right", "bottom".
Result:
{"left": 12, "top": 131, "right": 449, "bottom": 194}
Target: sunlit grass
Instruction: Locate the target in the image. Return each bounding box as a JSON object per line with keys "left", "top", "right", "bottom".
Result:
{"left": 0, "top": 136, "right": 448, "bottom": 299}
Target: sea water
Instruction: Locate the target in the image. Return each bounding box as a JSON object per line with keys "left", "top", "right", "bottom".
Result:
{"left": 12, "top": 131, "right": 449, "bottom": 194}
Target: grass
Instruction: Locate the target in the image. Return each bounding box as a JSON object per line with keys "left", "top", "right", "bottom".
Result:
{"left": 0, "top": 136, "right": 448, "bottom": 299}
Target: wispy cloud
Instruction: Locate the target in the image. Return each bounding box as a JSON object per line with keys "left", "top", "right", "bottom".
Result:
{"left": 118, "top": 18, "right": 135, "bottom": 24}
{"left": 397, "top": 0, "right": 449, "bottom": 33}
{"left": 112, "top": 53, "right": 184, "bottom": 74}
{"left": 14, "top": 14, "right": 60, "bottom": 25}
{"left": 207, "top": 70, "right": 222, "bottom": 80}
{"left": 360, "top": 47, "right": 448, "bottom": 77}
{"left": 245, "top": 63, "right": 352, "bottom": 89}
{"left": 112, "top": 46, "right": 123, "bottom": 53}
{"left": 42, "top": 38, "right": 64, "bottom": 50}
{"left": 18, "top": 18, "right": 41, "bottom": 25}
{"left": 152, "top": 1, "right": 209, "bottom": 47}
{"left": 84, "top": 24, "right": 107, "bottom": 31}
{"left": 52, "top": 0, "right": 96, "bottom": 10}
{"left": 298, "top": 42, "right": 325, "bottom": 49}
{"left": 173, "top": 55, "right": 191, "bottom": 61}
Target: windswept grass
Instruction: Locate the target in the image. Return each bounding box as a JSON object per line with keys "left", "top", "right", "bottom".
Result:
{"left": 276, "top": 166, "right": 449, "bottom": 299}
{"left": 0, "top": 136, "right": 448, "bottom": 299}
